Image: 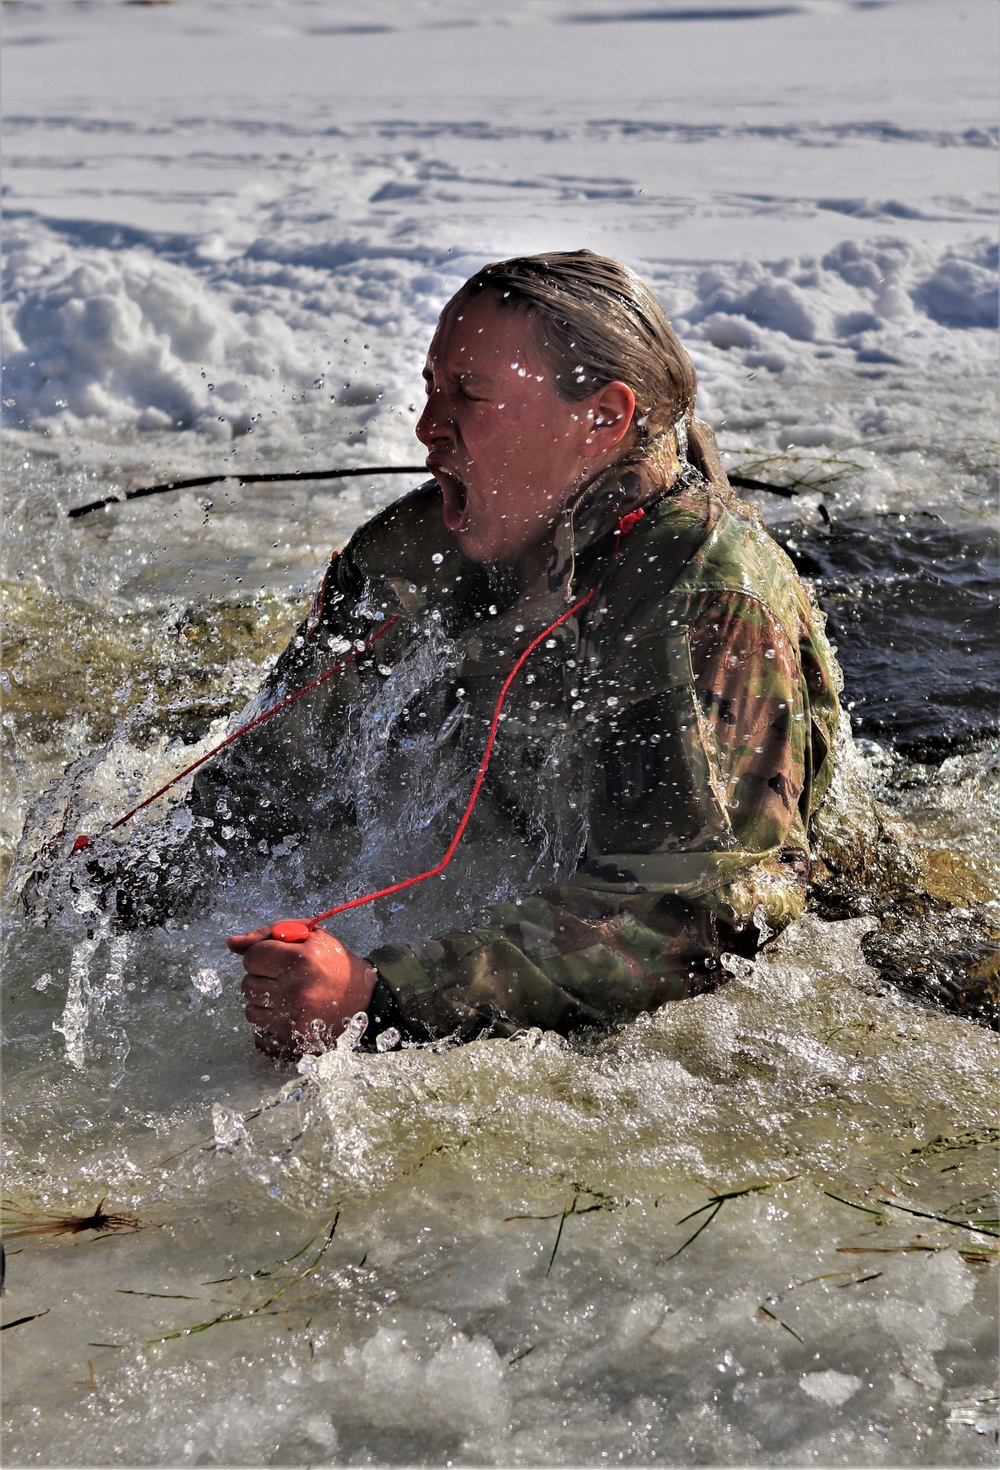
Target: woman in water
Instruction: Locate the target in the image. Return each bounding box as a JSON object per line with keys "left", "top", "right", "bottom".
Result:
{"left": 220, "top": 250, "right": 841, "bottom": 1057}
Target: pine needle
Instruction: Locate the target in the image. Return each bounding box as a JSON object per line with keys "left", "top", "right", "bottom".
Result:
{"left": 667, "top": 1177, "right": 797, "bottom": 1261}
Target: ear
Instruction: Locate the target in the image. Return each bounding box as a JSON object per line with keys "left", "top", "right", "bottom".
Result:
{"left": 580, "top": 381, "right": 636, "bottom": 458}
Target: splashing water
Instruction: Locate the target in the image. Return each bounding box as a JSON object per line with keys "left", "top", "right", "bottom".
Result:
{"left": 3, "top": 540, "right": 997, "bottom": 1465}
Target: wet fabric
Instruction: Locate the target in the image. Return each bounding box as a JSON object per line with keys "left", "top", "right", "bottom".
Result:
{"left": 215, "top": 430, "right": 841, "bottom": 1041}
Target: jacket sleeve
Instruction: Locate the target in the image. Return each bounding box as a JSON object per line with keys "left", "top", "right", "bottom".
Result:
{"left": 368, "top": 591, "right": 834, "bottom": 1040}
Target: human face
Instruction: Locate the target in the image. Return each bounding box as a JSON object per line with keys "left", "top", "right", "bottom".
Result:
{"left": 416, "top": 296, "right": 601, "bottom": 570}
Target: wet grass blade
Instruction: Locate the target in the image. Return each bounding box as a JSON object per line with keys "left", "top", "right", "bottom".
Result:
{"left": 668, "top": 1177, "right": 797, "bottom": 1261}
{"left": 505, "top": 1210, "right": 565, "bottom": 1223}
{"left": 149, "top": 1214, "right": 340, "bottom": 1345}
{"left": 202, "top": 1226, "right": 324, "bottom": 1284}
{"left": 2, "top": 1308, "right": 50, "bottom": 1330}
{"left": 509, "top": 1185, "right": 624, "bottom": 1276}
{"left": 823, "top": 1190, "right": 884, "bottom": 1217}
{"left": 876, "top": 1199, "right": 1000, "bottom": 1237}
{"left": 757, "top": 1305, "right": 804, "bottom": 1342}
{"left": 667, "top": 1199, "right": 724, "bottom": 1260}
{"left": 1, "top": 1197, "right": 141, "bottom": 1240}
{"left": 959, "top": 1247, "right": 1000, "bottom": 1264}
{"left": 545, "top": 1196, "right": 573, "bottom": 1277}
{"left": 117, "top": 1289, "right": 212, "bottom": 1301}
{"left": 836, "top": 1244, "right": 940, "bottom": 1255}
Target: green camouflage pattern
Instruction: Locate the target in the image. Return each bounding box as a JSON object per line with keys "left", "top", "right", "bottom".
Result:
{"left": 230, "top": 428, "right": 841, "bottom": 1040}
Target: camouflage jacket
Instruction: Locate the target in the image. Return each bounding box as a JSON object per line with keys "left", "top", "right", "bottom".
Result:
{"left": 200, "top": 433, "right": 841, "bottom": 1041}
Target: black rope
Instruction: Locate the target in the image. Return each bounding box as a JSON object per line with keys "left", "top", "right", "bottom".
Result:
{"left": 67, "top": 464, "right": 800, "bottom": 520}
{"left": 728, "top": 473, "right": 799, "bottom": 499}
{"left": 67, "top": 465, "right": 429, "bottom": 519}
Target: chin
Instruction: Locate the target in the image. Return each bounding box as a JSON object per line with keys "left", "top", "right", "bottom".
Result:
{"left": 454, "top": 527, "right": 494, "bottom": 564}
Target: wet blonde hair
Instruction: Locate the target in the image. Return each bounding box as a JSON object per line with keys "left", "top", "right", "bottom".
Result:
{"left": 448, "top": 249, "right": 724, "bottom": 482}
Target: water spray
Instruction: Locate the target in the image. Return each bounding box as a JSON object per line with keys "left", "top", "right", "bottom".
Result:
{"left": 70, "top": 618, "right": 398, "bottom": 854}
{"left": 269, "top": 585, "right": 598, "bottom": 942}
{"left": 67, "top": 510, "right": 655, "bottom": 939}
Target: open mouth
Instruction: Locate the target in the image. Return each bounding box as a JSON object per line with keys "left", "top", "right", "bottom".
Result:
{"left": 430, "top": 462, "right": 470, "bottom": 533}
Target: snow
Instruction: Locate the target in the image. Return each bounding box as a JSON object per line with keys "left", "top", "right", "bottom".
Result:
{"left": 5, "top": 221, "right": 995, "bottom": 445}
{"left": 799, "top": 1370, "right": 864, "bottom": 1406}
{"left": 3, "top": 0, "right": 996, "bottom": 459}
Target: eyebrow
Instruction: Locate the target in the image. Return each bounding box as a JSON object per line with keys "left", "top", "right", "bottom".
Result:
{"left": 422, "top": 366, "right": 493, "bottom": 385}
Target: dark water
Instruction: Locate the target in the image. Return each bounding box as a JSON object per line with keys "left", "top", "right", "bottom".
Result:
{"left": 787, "top": 515, "right": 999, "bottom": 759}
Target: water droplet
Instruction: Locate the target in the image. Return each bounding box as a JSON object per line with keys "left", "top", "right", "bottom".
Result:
{"left": 193, "top": 967, "right": 223, "bottom": 999}
{"left": 337, "top": 1012, "right": 369, "bottom": 1051}
{"left": 212, "top": 1103, "right": 248, "bottom": 1151}
{"left": 753, "top": 905, "right": 775, "bottom": 944}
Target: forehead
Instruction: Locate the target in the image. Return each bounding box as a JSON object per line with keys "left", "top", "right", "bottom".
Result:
{"left": 426, "top": 295, "right": 544, "bottom": 373}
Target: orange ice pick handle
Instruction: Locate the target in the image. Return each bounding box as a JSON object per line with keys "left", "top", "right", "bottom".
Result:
{"left": 271, "top": 920, "right": 313, "bottom": 943}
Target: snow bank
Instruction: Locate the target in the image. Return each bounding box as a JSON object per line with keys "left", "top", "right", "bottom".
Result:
{"left": 2, "top": 224, "right": 319, "bottom": 440}
{"left": 4, "top": 221, "right": 995, "bottom": 446}
{"left": 670, "top": 235, "right": 997, "bottom": 391}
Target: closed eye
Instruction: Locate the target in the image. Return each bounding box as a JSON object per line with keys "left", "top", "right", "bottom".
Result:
{"left": 421, "top": 369, "right": 491, "bottom": 401}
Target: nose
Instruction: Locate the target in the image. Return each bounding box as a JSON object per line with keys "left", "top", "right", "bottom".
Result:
{"left": 415, "top": 388, "right": 453, "bottom": 449}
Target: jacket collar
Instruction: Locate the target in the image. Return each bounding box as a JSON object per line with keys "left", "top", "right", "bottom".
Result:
{"left": 534, "top": 428, "right": 686, "bottom": 608}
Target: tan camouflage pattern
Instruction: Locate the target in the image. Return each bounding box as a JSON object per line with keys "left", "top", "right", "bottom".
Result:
{"left": 201, "top": 428, "right": 841, "bottom": 1039}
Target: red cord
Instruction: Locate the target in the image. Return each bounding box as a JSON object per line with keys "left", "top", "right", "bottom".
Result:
{"left": 290, "top": 586, "right": 597, "bottom": 935}
{"left": 71, "top": 617, "right": 398, "bottom": 853}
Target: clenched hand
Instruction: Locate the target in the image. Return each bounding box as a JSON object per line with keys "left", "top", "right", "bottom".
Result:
{"left": 227, "top": 924, "right": 377, "bottom": 1060}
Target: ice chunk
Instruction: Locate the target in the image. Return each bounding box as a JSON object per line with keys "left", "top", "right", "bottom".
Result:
{"left": 799, "top": 1369, "right": 863, "bottom": 1406}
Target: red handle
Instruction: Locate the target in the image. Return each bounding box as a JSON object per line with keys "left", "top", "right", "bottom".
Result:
{"left": 271, "top": 919, "right": 313, "bottom": 943}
